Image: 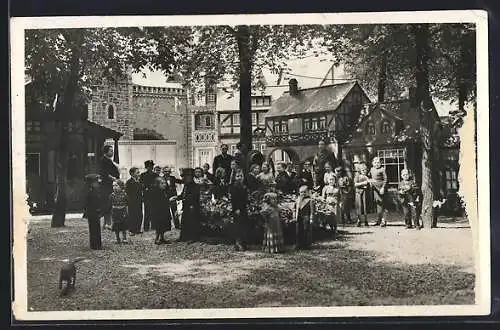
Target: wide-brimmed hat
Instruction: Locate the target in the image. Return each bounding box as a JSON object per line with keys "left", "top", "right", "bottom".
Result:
{"left": 144, "top": 160, "right": 154, "bottom": 167}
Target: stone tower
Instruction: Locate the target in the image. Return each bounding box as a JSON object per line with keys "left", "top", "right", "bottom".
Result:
{"left": 89, "top": 74, "right": 134, "bottom": 140}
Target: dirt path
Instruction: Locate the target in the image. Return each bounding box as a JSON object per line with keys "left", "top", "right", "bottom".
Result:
{"left": 25, "top": 214, "right": 475, "bottom": 310}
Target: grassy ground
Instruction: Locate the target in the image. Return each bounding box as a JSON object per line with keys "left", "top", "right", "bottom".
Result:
{"left": 26, "top": 212, "right": 474, "bottom": 311}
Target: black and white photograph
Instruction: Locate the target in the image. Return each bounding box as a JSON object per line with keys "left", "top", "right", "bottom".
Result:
{"left": 11, "top": 11, "right": 490, "bottom": 320}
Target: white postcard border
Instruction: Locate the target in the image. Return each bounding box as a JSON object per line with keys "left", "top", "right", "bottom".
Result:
{"left": 10, "top": 10, "right": 491, "bottom": 320}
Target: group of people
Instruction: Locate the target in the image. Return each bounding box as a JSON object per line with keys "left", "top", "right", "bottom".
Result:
{"left": 83, "top": 141, "right": 423, "bottom": 253}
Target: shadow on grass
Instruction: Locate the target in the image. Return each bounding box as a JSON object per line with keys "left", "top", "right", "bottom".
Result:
{"left": 27, "top": 217, "right": 474, "bottom": 311}
{"left": 122, "top": 245, "right": 475, "bottom": 309}
{"left": 236, "top": 247, "right": 475, "bottom": 307}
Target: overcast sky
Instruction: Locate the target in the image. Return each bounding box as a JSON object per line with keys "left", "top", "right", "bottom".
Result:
{"left": 131, "top": 55, "right": 452, "bottom": 116}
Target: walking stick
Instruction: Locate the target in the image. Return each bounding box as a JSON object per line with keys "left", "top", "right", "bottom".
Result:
{"left": 363, "top": 189, "right": 368, "bottom": 225}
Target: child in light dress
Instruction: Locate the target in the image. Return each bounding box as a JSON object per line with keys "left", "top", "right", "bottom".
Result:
{"left": 261, "top": 192, "right": 284, "bottom": 253}
{"left": 322, "top": 176, "right": 340, "bottom": 239}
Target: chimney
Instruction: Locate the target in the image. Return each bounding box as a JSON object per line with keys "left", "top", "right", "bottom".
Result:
{"left": 288, "top": 78, "right": 299, "bottom": 96}
{"left": 409, "top": 86, "right": 417, "bottom": 107}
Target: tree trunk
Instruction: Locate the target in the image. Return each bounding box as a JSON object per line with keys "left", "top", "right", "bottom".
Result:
{"left": 51, "top": 124, "right": 69, "bottom": 227}
{"left": 377, "top": 53, "right": 388, "bottom": 103}
{"left": 51, "top": 31, "right": 82, "bottom": 227}
{"left": 236, "top": 25, "right": 253, "bottom": 166}
{"left": 413, "top": 24, "right": 436, "bottom": 229}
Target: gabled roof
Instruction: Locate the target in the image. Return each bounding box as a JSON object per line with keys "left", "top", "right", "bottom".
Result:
{"left": 265, "top": 81, "right": 359, "bottom": 118}
{"left": 345, "top": 97, "right": 443, "bottom": 146}
{"left": 216, "top": 85, "right": 289, "bottom": 112}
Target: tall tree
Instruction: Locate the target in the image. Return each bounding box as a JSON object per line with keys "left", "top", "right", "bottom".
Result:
{"left": 323, "top": 24, "right": 415, "bottom": 101}
{"left": 144, "top": 25, "right": 324, "bottom": 169}
{"left": 324, "top": 23, "right": 476, "bottom": 228}
{"left": 25, "top": 27, "right": 164, "bottom": 227}
{"left": 430, "top": 23, "right": 476, "bottom": 127}
{"left": 412, "top": 23, "right": 437, "bottom": 228}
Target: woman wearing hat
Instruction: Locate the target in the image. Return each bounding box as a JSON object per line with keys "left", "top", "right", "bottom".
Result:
{"left": 170, "top": 168, "right": 201, "bottom": 243}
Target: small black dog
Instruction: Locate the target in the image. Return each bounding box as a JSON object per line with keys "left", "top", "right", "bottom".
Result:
{"left": 58, "top": 257, "right": 86, "bottom": 296}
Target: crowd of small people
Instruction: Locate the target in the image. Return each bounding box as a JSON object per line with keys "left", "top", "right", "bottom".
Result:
{"left": 83, "top": 141, "right": 424, "bottom": 253}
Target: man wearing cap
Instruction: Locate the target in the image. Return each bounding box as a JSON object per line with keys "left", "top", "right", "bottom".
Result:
{"left": 140, "top": 160, "right": 158, "bottom": 232}
{"left": 213, "top": 144, "right": 234, "bottom": 184}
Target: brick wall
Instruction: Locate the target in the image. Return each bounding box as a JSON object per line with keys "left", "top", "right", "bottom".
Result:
{"left": 90, "top": 78, "right": 134, "bottom": 139}
{"left": 90, "top": 78, "right": 191, "bottom": 169}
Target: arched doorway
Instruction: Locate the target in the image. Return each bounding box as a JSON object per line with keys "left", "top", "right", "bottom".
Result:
{"left": 265, "top": 147, "right": 301, "bottom": 164}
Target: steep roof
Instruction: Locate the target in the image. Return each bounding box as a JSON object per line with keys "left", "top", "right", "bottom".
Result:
{"left": 265, "top": 81, "right": 358, "bottom": 118}
{"left": 216, "top": 85, "right": 289, "bottom": 112}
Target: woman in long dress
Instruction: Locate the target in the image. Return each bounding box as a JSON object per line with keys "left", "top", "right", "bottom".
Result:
{"left": 261, "top": 192, "right": 284, "bottom": 253}
{"left": 171, "top": 168, "right": 201, "bottom": 243}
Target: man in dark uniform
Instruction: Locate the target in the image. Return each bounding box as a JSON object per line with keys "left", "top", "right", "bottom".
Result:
{"left": 213, "top": 144, "right": 234, "bottom": 184}
{"left": 140, "top": 160, "right": 158, "bottom": 232}
{"left": 312, "top": 140, "right": 337, "bottom": 192}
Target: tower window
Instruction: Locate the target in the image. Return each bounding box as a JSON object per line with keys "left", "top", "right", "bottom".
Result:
{"left": 107, "top": 104, "right": 115, "bottom": 120}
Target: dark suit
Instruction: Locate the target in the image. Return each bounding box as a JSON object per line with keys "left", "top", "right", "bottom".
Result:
{"left": 246, "top": 173, "right": 262, "bottom": 192}
{"left": 178, "top": 182, "right": 201, "bottom": 242}
{"left": 99, "top": 156, "right": 120, "bottom": 225}
{"left": 140, "top": 170, "right": 158, "bottom": 231}
{"left": 275, "top": 171, "right": 292, "bottom": 194}
{"left": 213, "top": 153, "right": 234, "bottom": 183}
{"left": 229, "top": 184, "right": 249, "bottom": 246}
{"left": 126, "top": 177, "right": 143, "bottom": 234}
{"left": 297, "top": 169, "right": 314, "bottom": 189}
{"left": 84, "top": 188, "right": 102, "bottom": 250}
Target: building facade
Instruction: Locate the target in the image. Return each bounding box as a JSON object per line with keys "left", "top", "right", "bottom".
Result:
{"left": 89, "top": 75, "right": 191, "bottom": 180}
{"left": 188, "top": 82, "right": 219, "bottom": 168}
{"left": 264, "top": 79, "right": 372, "bottom": 164}
{"left": 215, "top": 85, "right": 288, "bottom": 159}
{"left": 340, "top": 93, "right": 461, "bottom": 214}
{"left": 189, "top": 84, "right": 288, "bottom": 168}
{"left": 25, "top": 82, "right": 122, "bottom": 213}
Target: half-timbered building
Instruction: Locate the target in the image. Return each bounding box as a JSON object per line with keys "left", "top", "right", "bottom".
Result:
{"left": 342, "top": 90, "right": 461, "bottom": 214}
{"left": 264, "top": 79, "right": 371, "bottom": 163}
